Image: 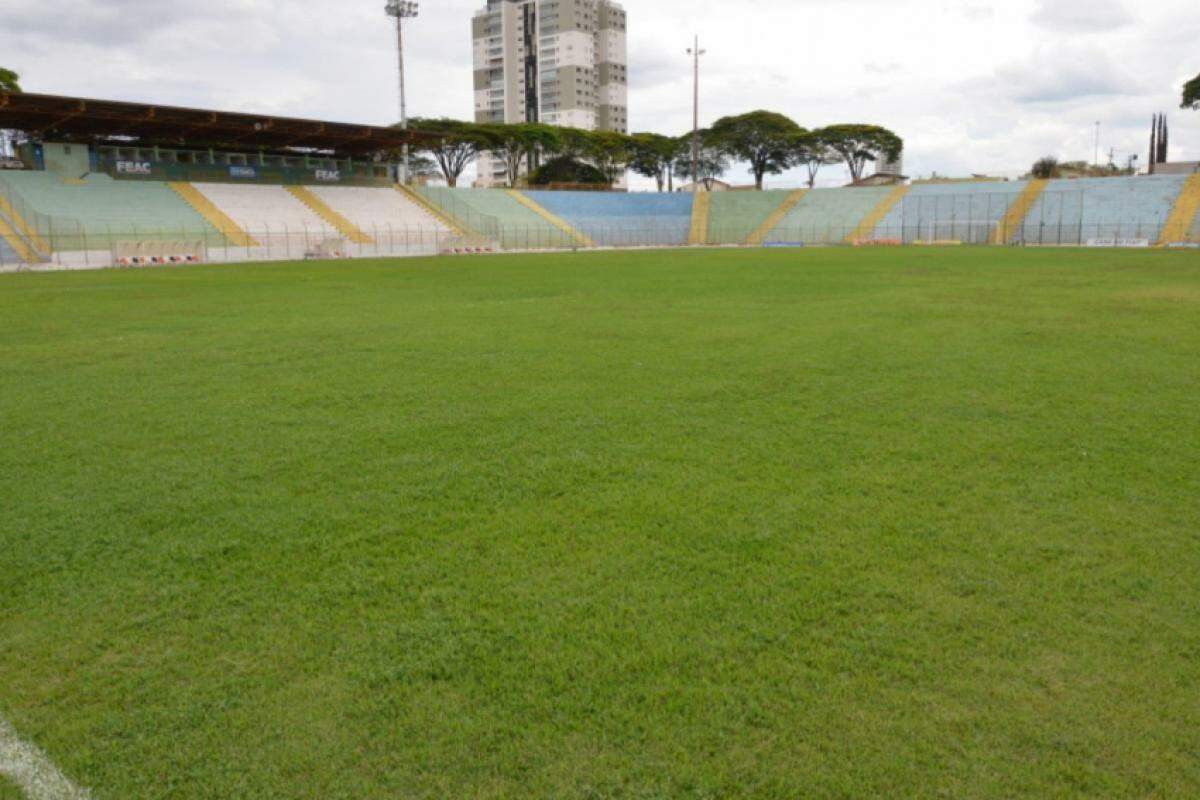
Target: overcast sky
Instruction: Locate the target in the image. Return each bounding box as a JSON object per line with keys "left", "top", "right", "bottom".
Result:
{"left": 2, "top": 0, "right": 1197, "bottom": 188}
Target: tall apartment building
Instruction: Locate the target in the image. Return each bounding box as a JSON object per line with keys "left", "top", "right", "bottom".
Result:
{"left": 471, "top": 0, "right": 628, "bottom": 187}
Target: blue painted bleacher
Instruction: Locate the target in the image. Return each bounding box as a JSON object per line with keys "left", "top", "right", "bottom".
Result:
{"left": 871, "top": 181, "right": 1030, "bottom": 243}
{"left": 523, "top": 191, "right": 694, "bottom": 247}
{"left": 1020, "top": 175, "right": 1186, "bottom": 244}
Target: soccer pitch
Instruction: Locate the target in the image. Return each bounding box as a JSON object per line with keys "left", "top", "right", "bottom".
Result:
{"left": 2, "top": 247, "right": 1199, "bottom": 798}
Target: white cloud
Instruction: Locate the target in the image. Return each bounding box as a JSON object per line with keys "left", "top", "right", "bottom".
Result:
{"left": 991, "top": 46, "right": 1144, "bottom": 104}
{"left": 1030, "top": 0, "right": 1133, "bottom": 32}
{"left": 1, "top": 0, "right": 1197, "bottom": 186}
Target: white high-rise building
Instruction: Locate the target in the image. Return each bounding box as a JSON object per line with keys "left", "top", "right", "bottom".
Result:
{"left": 471, "top": 0, "right": 628, "bottom": 187}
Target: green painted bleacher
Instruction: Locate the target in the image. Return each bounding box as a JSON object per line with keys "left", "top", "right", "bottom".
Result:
{"left": 706, "top": 191, "right": 792, "bottom": 244}
{"left": 0, "top": 236, "right": 18, "bottom": 266}
{"left": 0, "top": 172, "right": 222, "bottom": 249}
{"left": 765, "top": 187, "right": 894, "bottom": 244}
{"left": 416, "top": 187, "right": 566, "bottom": 249}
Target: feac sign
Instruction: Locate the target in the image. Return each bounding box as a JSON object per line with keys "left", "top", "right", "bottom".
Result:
{"left": 315, "top": 170, "right": 341, "bottom": 182}
{"left": 116, "top": 161, "right": 153, "bottom": 175}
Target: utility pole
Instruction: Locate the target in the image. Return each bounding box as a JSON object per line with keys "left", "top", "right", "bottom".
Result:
{"left": 687, "top": 36, "right": 706, "bottom": 194}
{"left": 1093, "top": 121, "right": 1100, "bottom": 168}
{"left": 385, "top": 1, "right": 419, "bottom": 185}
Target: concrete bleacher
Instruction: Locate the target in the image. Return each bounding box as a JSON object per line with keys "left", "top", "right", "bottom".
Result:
{"left": 706, "top": 191, "right": 792, "bottom": 244}
{"left": 4, "top": 171, "right": 1198, "bottom": 269}
{"left": 1019, "top": 175, "right": 1186, "bottom": 244}
{"left": 764, "top": 187, "right": 894, "bottom": 244}
{"left": 522, "top": 191, "right": 694, "bottom": 247}
{"left": 870, "top": 182, "right": 1030, "bottom": 243}
{"left": 192, "top": 183, "right": 333, "bottom": 238}
{"left": 0, "top": 172, "right": 219, "bottom": 248}
{"left": 417, "top": 187, "right": 562, "bottom": 248}
{"left": 308, "top": 186, "right": 449, "bottom": 234}
{"left": 0, "top": 235, "right": 19, "bottom": 267}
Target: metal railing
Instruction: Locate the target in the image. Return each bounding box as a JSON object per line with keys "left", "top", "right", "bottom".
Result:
{"left": 2, "top": 185, "right": 1198, "bottom": 272}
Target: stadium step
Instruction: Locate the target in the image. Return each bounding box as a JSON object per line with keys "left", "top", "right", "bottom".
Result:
{"left": 845, "top": 185, "right": 910, "bottom": 244}
{"left": 688, "top": 191, "right": 711, "bottom": 245}
{"left": 1157, "top": 174, "right": 1200, "bottom": 245}
{"left": 508, "top": 191, "right": 594, "bottom": 247}
{"left": 396, "top": 185, "right": 469, "bottom": 238}
{"left": 167, "top": 183, "right": 258, "bottom": 247}
{"left": 285, "top": 186, "right": 373, "bottom": 244}
{"left": 744, "top": 189, "right": 808, "bottom": 245}
{"left": 0, "top": 192, "right": 51, "bottom": 256}
{"left": 991, "top": 179, "right": 1048, "bottom": 244}
{"left": 0, "top": 213, "right": 40, "bottom": 264}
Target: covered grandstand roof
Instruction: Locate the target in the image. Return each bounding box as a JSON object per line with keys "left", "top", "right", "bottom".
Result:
{"left": 0, "top": 92, "right": 431, "bottom": 156}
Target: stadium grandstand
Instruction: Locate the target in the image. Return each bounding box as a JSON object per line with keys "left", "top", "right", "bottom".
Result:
{"left": 2, "top": 91, "right": 1200, "bottom": 271}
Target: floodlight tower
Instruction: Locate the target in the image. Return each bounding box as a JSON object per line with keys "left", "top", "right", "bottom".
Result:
{"left": 687, "top": 36, "right": 706, "bottom": 194}
{"left": 385, "top": 0, "right": 419, "bottom": 184}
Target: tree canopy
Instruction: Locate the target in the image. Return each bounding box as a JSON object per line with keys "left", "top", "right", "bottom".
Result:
{"left": 1184, "top": 73, "right": 1200, "bottom": 110}
{"left": 407, "top": 118, "right": 489, "bottom": 187}
{"left": 629, "top": 133, "right": 687, "bottom": 192}
{"left": 477, "top": 122, "right": 561, "bottom": 187}
{"left": 820, "top": 124, "right": 904, "bottom": 183}
{"left": 577, "top": 130, "right": 635, "bottom": 185}
{"left": 1030, "top": 156, "right": 1059, "bottom": 179}
{"left": 790, "top": 130, "right": 841, "bottom": 189}
{"left": 530, "top": 155, "right": 607, "bottom": 186}
{"left": 0, "top": 68, "right": 20, "bottom": 93}
{"left": 705, "top": 111, "right": 803, "bottom": 190}
{"left": 672, "top": 135, "right": 729, "bottom": 191}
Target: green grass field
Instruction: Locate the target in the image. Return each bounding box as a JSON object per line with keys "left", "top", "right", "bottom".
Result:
{"left": 2, "top": 247, "right": 1199, "bottom": 799}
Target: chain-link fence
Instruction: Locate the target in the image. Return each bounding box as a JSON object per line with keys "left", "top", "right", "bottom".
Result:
{"left": 2, "top": 185, "right": 1197, "bottom": 272}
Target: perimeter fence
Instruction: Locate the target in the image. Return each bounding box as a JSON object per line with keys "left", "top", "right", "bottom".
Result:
{"left": 1, "top": 184, "right": 1197, "bottom": 271}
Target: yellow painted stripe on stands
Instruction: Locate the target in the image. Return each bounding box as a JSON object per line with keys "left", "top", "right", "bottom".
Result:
{"left": 991, "top": 179, "right": 1048, "bottom": 245}
{"left": 395, "top": 185, "right": 467, "bottom": 237}
{"left": 167, "top": 183, "right": 258, "bottom": 247}
{"left": 845, "top": 185, "right": 910, "bottom": 244}
{"left": 0, "top": 214, "right": 39, "bottom": 264}
{"left": 286, "top": 186, "right": 373, "bottom": 244}
{"left": 507, "top": 191, "right": 594, "bottom": 247}
{"left": 1158, "top": 174, "right": 1200, "bottom": 245}
{"left": 0, "top": 193, "right": 51, "bottom": 254}
{"left": 688, "top": 191, "right": 711, "bottom": 245}
{"left": 744, "top": 189, "right": 807, "bottom": 246}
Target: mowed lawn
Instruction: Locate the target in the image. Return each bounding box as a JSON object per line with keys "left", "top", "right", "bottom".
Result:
{"left": 2, "top": 247, "right": 1199, "bottom": 799}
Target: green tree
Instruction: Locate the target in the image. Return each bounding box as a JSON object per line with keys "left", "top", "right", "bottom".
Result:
{"left": 580, "top": 130, "right": 635, "bottom": 185}
{"left": 629, "top": 133, "right": 687, "bottom": 192}
{"left": 673, "top": 136, "right": 729, "bottom": 191}
{"left": 0, "top": 68, "right": 19, "bottom": 93}
{"left": 1183, "top": 72, "right": 1200, "bottom": 110}
{"left": 705, "top": 111, "right": 802, "bottom": 190}
{"left": 406, "top": 118, "right": 488, "bottom": 188}
{"left": 548, "top": 128, "right": 633, "bottom": 186}
{"left": 477, "top": 122, "right": 562, "bottom": 187}
{"left": 821, "top": 124, "right": 904, "bottom": 183}
{"left": 791, "top": 130, "right": 841, "bottom": 189}
{"left": 1030, "top": 156, "right": 1059, "bottom": 179}
{"left": 530, "top": 156, "right": 607, "bottom": 186}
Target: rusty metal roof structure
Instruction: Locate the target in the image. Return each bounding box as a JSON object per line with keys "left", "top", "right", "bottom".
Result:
{"left": 0, "top": 92, "right": 431, "bottom": 156}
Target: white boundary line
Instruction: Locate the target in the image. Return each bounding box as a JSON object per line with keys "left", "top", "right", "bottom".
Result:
{"left": 0, "top": 716, "right": 92, "bottom": 800}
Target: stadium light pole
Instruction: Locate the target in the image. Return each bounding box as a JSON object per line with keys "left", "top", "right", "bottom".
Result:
{"left": 687, "top": 36, "right": 706, "bottom": 194}
{"left": 386, "top": 0, "right": 419, "bottom": 185}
